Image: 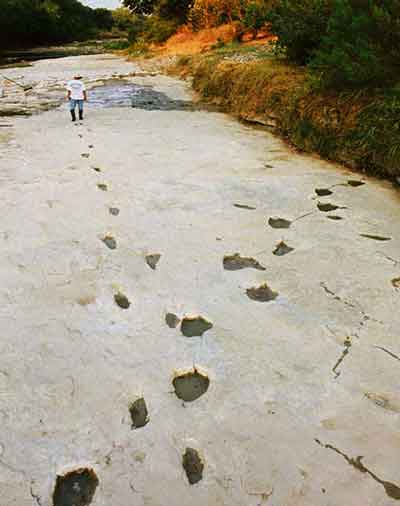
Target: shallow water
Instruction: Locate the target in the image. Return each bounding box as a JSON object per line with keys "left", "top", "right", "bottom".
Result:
{"left": 88, "top": 81, "right": 194, "bottom": 111}
{"left": 87, "top": 82, "right": 138, "bottom": 108}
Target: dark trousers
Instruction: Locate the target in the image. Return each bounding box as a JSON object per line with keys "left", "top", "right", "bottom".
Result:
{"left": 69, "top": 99, "right": 84, "bottom": 121}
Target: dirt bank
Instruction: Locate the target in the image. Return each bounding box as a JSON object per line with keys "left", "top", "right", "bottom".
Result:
{"left": 166, "top": 49, "right": 400, "bottom": 182}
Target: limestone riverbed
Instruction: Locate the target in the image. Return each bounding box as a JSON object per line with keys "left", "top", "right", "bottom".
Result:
{"left": 0, "top": 54, "right": 400, "bottom": 506}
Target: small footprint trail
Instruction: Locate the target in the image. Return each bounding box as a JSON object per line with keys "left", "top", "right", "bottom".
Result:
{"left": 268, "top": 217, "right": 292, "bottom": 229}
{"left": 146, "top": 253, "right": 161, "bottom": 270}
{"left": 268, "top": 210, "right": 315, "bottom": 229}
{"left": 316, "top": 180, "right": 366, "bottom": 194}
{"left": 101, "top": 235, "right": 117, "bottom": 250}
{"left": 246, "top": 283, "right": 278, "bottom": 302}
{"left": 317, "top": 202, "right": 346, "bottom": 213}
{"left": 129, "top": 398, "right": 149, "bottom": 429}
{"left": 182, "top": 448, "right": 204, "bottom": 485}
{"left": 315, "top": 188, "right": 333, "bottom": 196}
{"left": 273, "top": 241, "right": 294, "bottom": 256}
{"left": 5, "top": 55, "right": 398, "bottom": 506}
{"left": 173, "top": 368, "right": 210, "bottom": 402}
{"left": 223, "top": 253, "right": 266, "bottom": 271}
{"left": 53, "top": 468, "right": 99, "bottom": 506}
{"left": 392, "top": 277, "right": 400, "bottom": 289}
{"left": 114, "top": 292, "right": 130, "bottom": 309}
{"left": 180, "top": 316, "right": 213, "bottom": 337}
{"left": 166, "top": 313, "right": 180, "bottom": 328}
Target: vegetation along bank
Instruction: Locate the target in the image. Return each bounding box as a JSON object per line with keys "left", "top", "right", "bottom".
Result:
{"left": 123, "top": 0, "right": 400, "bottom": 181}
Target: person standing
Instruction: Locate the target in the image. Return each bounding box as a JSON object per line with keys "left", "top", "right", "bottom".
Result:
{"left": 66, "top": 75, "right": 87, "bottom": 122}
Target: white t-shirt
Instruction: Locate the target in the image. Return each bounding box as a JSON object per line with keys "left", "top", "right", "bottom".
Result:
{"left": 67, "top": 79, "right": 86, "bottom": 100}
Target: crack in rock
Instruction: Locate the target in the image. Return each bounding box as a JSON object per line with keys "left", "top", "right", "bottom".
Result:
{"left": 327, "top": 215, "right": 343, "bottom": 221}
{"left": 273, "top": 241, "right": 294, "bottom": 256}
{"left": 377, "top": 253, "right": 399, "bottom": 266}
{"left": 145, "top": 253, "right": 161, "bottom": 270}
{"left": 315, "top": 439, "right": 400, "bottom": 500}
{"left": 173, "top": 367, "right": 209, "bottom": 402}
{"left": 30, "top": 482, "right": 42, "bottom": 506}
{"left": 373, "top": 345, "right": 400, "bottom": 363}
{"left": 53, "top": 468, "right": 99, "bottom": 506}
{"left": 223, "top": 253, "right": 266, "bottom": 271}
{"left": 246, "top": 283, "right": 278, "bottom": 302}
{"left": 320, "top": 282, "right": 355, "bottom": 308}
{"left": 182, "top": 448, "right": 204, "bottom": 485}
{"left": 364, "top": 392, "right": 400, "bottom": 413}
{"left": 360, "top": 234, "right": 391, "bottom": 241}
{"left": 321, "top": 282, "right": 381, "bottom": 337}
{"left": 234, "top": 203, "right": 256, "bottom": 210}
{"left": 181, "top": 316, "right": 213, "bottom": 337}
{"left": 332, "top": 337, "right": 352, "bottom": 378}
{"left": 129, "top": 398, "right": 149, "bottom": 429}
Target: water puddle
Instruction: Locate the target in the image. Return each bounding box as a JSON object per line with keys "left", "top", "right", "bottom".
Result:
{"left": 88, "top": 81, "right": 138, "bottom": 108}
{"left": 88, "top": 81, "right": 195, "bottom": 111}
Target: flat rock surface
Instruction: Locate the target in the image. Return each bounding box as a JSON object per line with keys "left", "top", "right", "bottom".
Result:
{"left": 1, "top": 54, "right": 400, "bottom": 506}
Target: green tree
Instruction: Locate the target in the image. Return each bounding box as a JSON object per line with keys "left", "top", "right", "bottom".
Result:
{"left": 0, "top": 0, "right": 113, "bottom": 49}
{"left": 157, "top": 0, "right": 193, "bottom": 21}
{"left": 122, "top": 0, "right": 156, "bottom": 15}
{"left": 311, "top": 0, "right": 400, "bottom": 87}
{"left": 93, "top": 8, "right": 114, "bottom": 30}
{"left": 266, "top": 0, "right": 330, "bottom": 64}
{"left": 112, "top": 6, "right": 135, "bottom": 30}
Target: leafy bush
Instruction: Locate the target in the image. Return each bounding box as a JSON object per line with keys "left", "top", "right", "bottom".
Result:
{"left": 112, "top": 7, "right": 136, "bottom": 31}
{"left": 127, "top": 15, "right": 178, "bottom": 44}
{"left": 350, "top": 89, "right": 400, "bottom": 174}
{"left": 266, "top": 0, "right": 330, "bottom": 64}
{"left": 311, "top": 0, "right": 400, "bottom": 88}
{"left": 127, "top": 15, "right": 147, "bottom": 43}
{"left": 0, "top": 0, "right": 113, "bottom": 48}
{"left": 189, "top": 0, "right": 245, "bottom": 29}
{"left": 157, "top": 0, "right": 193, "bottom": 21}
{"left": 243, "top": 1, "right": 269, "bottom": 38}
{"left": 143, "top": 16, "right": 179, "bottom": 43}
{"left": 123, "top": 0, "right": 191, "bottom": 21}
{"left": 103, "top": 39, "right": 130, "bottom": 50}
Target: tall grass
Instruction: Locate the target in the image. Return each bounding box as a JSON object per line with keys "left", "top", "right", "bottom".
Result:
{"left": 186, "top": 54, "right": 400, "bottom": 178}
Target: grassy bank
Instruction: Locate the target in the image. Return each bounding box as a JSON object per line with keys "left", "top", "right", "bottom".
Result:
{"left": 170, "top": 45, "right": 400, "bottom": 180}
